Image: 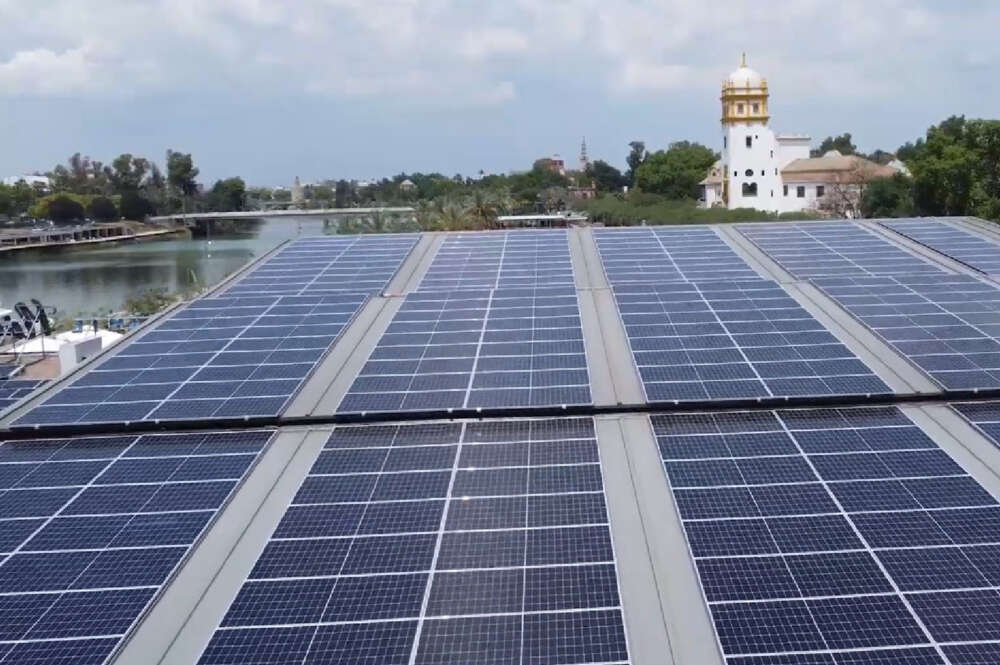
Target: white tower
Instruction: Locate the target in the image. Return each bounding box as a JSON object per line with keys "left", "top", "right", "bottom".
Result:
{"left": 720, "top": 54, "right": 782, "bottom": 212}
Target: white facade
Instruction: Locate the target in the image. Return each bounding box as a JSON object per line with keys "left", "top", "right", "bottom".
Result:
{"left": 722, "top": 123, "right": 784, "bottom": 211}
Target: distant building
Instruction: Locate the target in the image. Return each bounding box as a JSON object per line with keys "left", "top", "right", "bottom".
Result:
{"left": 399, "top": 179, "right": 417, "bottom": 193}
{"left": 699, "top": 55, "right": 905, "bottom": 217}
{"left": 537, "top": 156, "right": 566, "bottom": 177}
{"left": 3, "top": 175, "right": 50, "bottom": 189}
{"left": 291, "top": 177, "right": 305, "bottom": 205}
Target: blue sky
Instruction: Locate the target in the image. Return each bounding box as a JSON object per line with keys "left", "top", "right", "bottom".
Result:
{"left": 1, "top": 0, "right": 997, "bottom": 185}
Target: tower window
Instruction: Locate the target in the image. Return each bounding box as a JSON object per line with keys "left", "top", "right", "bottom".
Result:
{"left": 734, "top": 170, "right": 738, "bottom": 177}
{"left": 742, "top": 182, "right": 758, "bottom": 197}
{"left": 745, "top": 169, "right": 754, "bottom": 177}
{"left": 817, "top": 186, "right": 826, "bottom": 198}
{"left": 752, "top": 103, "right": 760, "bottom": 113}
{"left": 770, "top": 150, "right": 774, "bottom": 158}
{"left": 737, "top": 103, "right": 744, "bottom": 113}
{"left": 797, "top": 186, "right": 806, "bottom": 198}
{"left": 760, "top": 170, "right": 764, "bottom": 176}
{"left": 723, "top": 137, "right": 727, "bottom": 148}
{"left": 770, "top": 190, "right": 774, "bottom": 197}
{"left": 783, "top": 185, "right": 788, "bottom": 196}
{"left": 775, "top": 168, "right": 778, "bottom": 175}
{"left": 746, "top": 136, "right": 752, "bottom": 148}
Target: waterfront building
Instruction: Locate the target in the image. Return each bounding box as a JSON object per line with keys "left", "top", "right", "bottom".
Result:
{"left": 700, "top": 55, "right": 902, "bottom": 216}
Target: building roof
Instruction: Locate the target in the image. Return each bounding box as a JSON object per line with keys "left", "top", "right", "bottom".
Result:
{"left": 699, "top": 159, "right": 724, "bottom": 186}
{"left": 5, "top": 219, "right": 1000, "bottom": 665}
{"left": 781, "top": 150, "right": 899, "bottom": 183}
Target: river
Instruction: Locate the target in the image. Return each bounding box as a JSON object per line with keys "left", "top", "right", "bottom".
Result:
{"left": 0, "top": 218, "right": 330, "bottom": 320}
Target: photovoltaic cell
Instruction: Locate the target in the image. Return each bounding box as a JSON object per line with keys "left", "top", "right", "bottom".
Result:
{"left": 613, "top": 279, "right": 889, "bottom": 402}
{"left": 418, "top": 230, "right": 575, "bottom": 291}
{"left": 0, "top": 380, "right": 44, "bottom": 414}
{"left": 593, "top": 226, "right": 760, "bottom": 285}
{"left": 0, "top": 429, "right": 272, "bottom": 665}
{"left": 15, "top": 293, "right": 368, "bottom": 426}
{"left": 738, "top": 222, "right": 945, "bottom": 278}
{"left": 881, "top": 218, "right": 1000, "bottom": 275}
{"left": 222, "top": 234, "right": 419, "bottom": 296}
{"left": 14, "top": 235, "right": 419, "bottom": 427}
{"left": 653, "top": 406, "right": 1000, "bottom": 662}
{"left": 812, "top": 274, "right": 1000, "bottom": 391}
{"left": 197, "top": 419, "right": 629, "bottom": 665}
{"left": 338, "top": 287, "right": 591, "bottom": 412}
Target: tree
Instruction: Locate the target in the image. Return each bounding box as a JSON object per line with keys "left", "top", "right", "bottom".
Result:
{"left": 811, "top": 133, "right": 857, "bottom": 157}
{"left": 36, "top": 194, "right": 86, "bottom": 223}
{"left": 206, "top": 177, "right": 246, "bottom": 211}
{"left": 87, "top": 196, "right": 119, "bottom": 222}
{"left": 586, "top": 160, "right": 628, "bottom": 192}
{"left": 861, "top": 174, "right": 915, "bottom": 218}
{"left": 166, "top": 150, "right": 200, "bottom": 211}
{"left": 634, "top": 142, "right": 717, "bottom": 199}
{"left": 120, "top": 191, "right": 156, "bottom": 220}
{"left": 109, "top": 154, "right": 150, "bottom": 193}
{"left": 626, "top": 141, "right": 647, "bottom": 184}
{"left": 334, "top": 180, "right": 352, "bottom": 207}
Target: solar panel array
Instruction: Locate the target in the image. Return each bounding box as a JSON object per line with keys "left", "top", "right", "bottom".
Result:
{"left": 419, "top": 231, "right": 576, "bottom": 291}
{"left": 222, "top": 234, "right": 419, "bottom": 296}
{"left": 593, "top": 226, "right": 760, "bottom": 285}
{"left": 15, "top": 293, "right": 369, "bottom": 426}
{"left": 615, "top": 280, "right": 890, "bottom": 401}
{"left": 813, "top": 274, "right": 1000, "bottom": 390}
{"left": 739, "top": 221, "right": 945, "bottom": 278}
{"left": 654, "top": 406, "right": 1000, "bottom": 664}
{"left": 339, "top": 287, "right": 591, "bottom": 412}
{"left": 198, "top": 419, "right": 630, "bottom": 665}
{"left": 0, "top": 380, "right": 43, "bottom": 413}
{"left": 14, "top": 234, "right": 420, "bottom": 428}
{"left": 882, "top": 218, "right": 1000, "bottom": 275}
{"left": 0, "top": 429, "right": 272, "bottom": 665}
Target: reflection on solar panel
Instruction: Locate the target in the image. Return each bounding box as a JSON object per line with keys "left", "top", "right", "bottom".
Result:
{"left": 0, "top": 430, "right": 271, "bottom": 665}
{"left": 15, "top": 293, "right": 369, "bottom": 426}
{"left": 654, "top": 406, "right": 1000, "bottom": 663}
{"left": 0, "top": 380, "right": 43, "bottom": 413}
{"left": 418, "top": 230, "right": 575, "bottom": 291}
{"left": 882, "top": 218, "right": 1000, "bottom": 275}
{"left": 739, "top": 221, "right": 944, "bottom": 278}
{"left": 222, "top": 234, "right": 419, "bottom": 296}
{"left": 593, "top": 226, "right": 760, "bottom": 284}
{"left": 197, "top": 419, "right": 630, "bottom": 665}
{"left": 339, "top": 287, "right": 591, "bottom": 412}
{"left": 613, "top": 279, "right": 889, "bottom": 401}
{"left": 814, "top": 274, "right": 1000, "bottom": 390}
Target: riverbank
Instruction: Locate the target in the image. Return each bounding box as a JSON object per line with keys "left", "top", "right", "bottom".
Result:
{"left": 0, "top": 222, "right": 190, "bottom": 253}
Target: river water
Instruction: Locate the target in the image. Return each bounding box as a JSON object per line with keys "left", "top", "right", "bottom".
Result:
{"left": 0, "top": 218, "right": 329, "bottom": 320}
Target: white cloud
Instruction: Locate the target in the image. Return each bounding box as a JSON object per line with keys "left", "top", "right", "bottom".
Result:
{"left": 0, "top": 0, "right": 997, "bottom": 109}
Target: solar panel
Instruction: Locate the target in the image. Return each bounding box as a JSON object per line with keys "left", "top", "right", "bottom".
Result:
{"left": 739, "top": 221, "right": 945, "bottom": 278}
{"left": 951, "top": 401, "right": 1000, "bottom": 450}
{"left": 15, "top": 293, "right": 369, "bottom": 427}
{"left": 593, "top": 226, "right": 760, "bottom": 285}
{"left": 222, "top": 234, "right": 419, "bottom": 296}
{"left": 881, "top": 218, "right": 1000, "bottom": 275}
{"left": 418, "top": 230, "right": 575, "bottom": 291}
{"left": 0, "top": 380, "right": 44, "bottom": 414}
{"left": 613, "top": 279, "right": 889, "bottom": 402}
{"left": 339, "top": 287, "right": 591, "bottom": 412}
{"left": 653, "top": 405, "right": 1000, "bottom": 662}
{"left": 197, "top": 419, "right": 630, "bottom": 665}
{"left": 813, "top": 274, "right": 1000, "bottom": 390}
{"left": 0, "top": 429, "right": 272, "bottom": 665}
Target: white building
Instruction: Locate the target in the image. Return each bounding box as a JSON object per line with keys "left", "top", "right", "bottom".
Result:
{"left": 3, "top": 175, "right": 50, "bottom": 188}
{"left": 701, "top": 56, "right": 900, "bottom": 216}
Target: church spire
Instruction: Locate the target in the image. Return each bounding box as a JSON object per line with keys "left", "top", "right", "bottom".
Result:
{"left": 579, "top": 136, "right": 589, "bottom": 170}
{"left": 741, "top": 52, "right": 746, "bottom": 67}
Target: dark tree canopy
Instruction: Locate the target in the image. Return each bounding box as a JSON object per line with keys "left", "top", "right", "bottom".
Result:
{"left": 586, "top": 160, "right": 629, "bottom": 192}
{"left": 87, "top": 196, "right": 119, "bottom": 222}
{"left": 634, "top": 142, "right": 717, "bottom": 199}
{"left": 46, "top": 194, "right": 86, "bottom": 223}
{"left": 861, "top": 174, "right": 915, "bottom": 218}
{"left": 207, "top": 177, "right": 246, "bottom": 212}
{"left": 626, "top": 141, "right": 648, "bottom": 184}
{"left": 811, "top": 133, "right": 857, "bottom": 157}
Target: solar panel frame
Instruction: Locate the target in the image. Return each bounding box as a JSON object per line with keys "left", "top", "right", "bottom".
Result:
{"left": 196, "top": 419, "right": 630, "bottom": 665}
{"left": 880, "top": 218, "right": 1000, "bottom": 275}
{"left": 738, "top": 221, "right": 946, "bottom": 279}
{"left": 652, "top": 406, "right": 1000, "bottom": 663}
{"left": 0, "top": 429, "right": 273, "bottom": 665}
{"left": 812, "top": 274, "right": 1000, "bottom": 391}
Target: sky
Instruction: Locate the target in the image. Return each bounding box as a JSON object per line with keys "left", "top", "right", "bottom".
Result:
{"left": 1, "top": 0, "right": 998, "bottom": 186}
